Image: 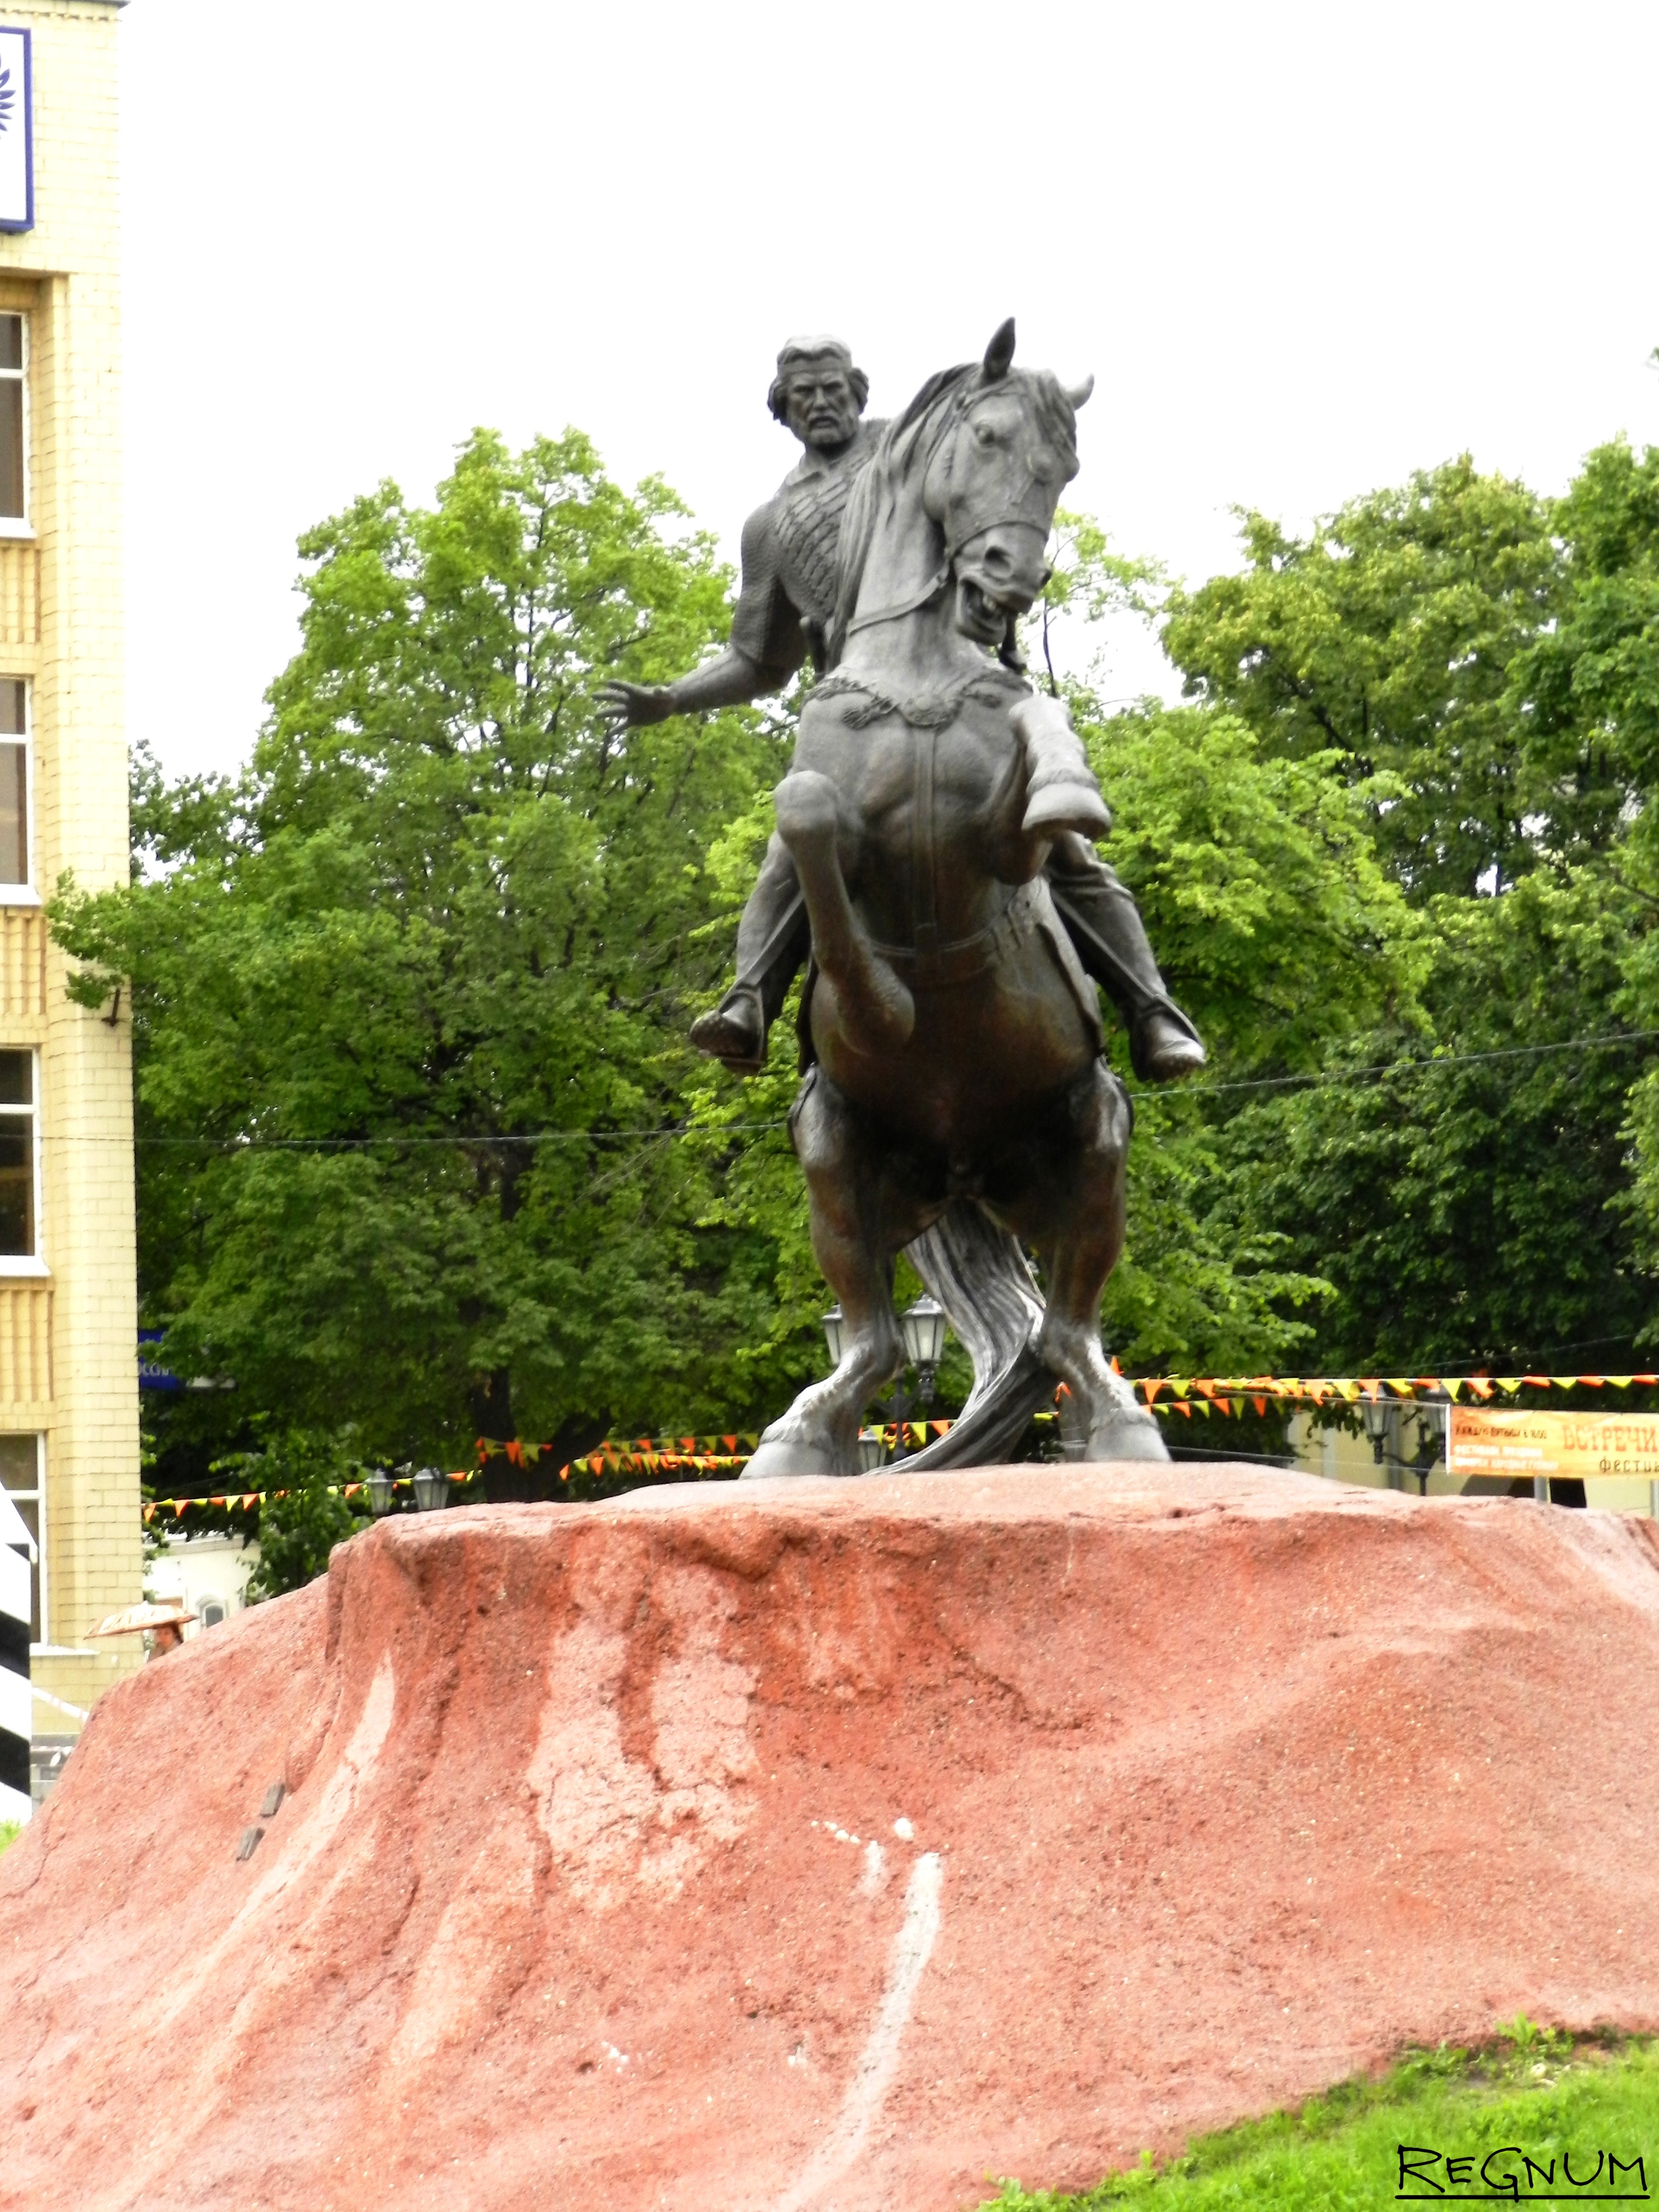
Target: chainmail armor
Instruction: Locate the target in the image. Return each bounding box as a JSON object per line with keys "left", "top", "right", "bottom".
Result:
{"left": 771, "top": 461, "right": 862, "bottom": 633}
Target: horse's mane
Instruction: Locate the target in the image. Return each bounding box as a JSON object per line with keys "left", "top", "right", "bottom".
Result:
{"left": 827, "top": 366, "right": 974, "bottom": 666}
{"left": 827, "top": 362, "right": 1079, "bottom": 667}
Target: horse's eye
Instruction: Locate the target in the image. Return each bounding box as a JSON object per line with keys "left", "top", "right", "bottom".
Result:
{"left": 974, "top": 423, "right": 997, "bottom": 447}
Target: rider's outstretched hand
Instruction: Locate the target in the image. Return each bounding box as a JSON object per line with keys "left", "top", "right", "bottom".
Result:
{"left": 596, "top": 680, "right": 675, "bottom": 731}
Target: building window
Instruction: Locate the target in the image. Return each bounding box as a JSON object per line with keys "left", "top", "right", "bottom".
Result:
{"left": 0, "top": 1049, "right": 35, "bottom": 1256}
{"left": 0, "top": 1432, "right": 41, "bottom": 1643}
{"left": 198, "top": 1597, "right": 225, "bottom": 1629}
{"left": 0, "top": 680, "right": 28, "bottom": 886}
{"left": 0, "top": 316, "right": 24, "bottom": 525}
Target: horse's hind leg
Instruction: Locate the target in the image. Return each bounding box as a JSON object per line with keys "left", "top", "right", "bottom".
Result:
{"left": 743, "top": 1070, "right": 925, "bottom": 1479}
{"left": 994, "top": 1061, "right": 1167, "bottom": 1462}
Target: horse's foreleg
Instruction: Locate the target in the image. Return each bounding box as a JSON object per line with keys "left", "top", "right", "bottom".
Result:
{"left": 744, "top": 1071, "right": 919, "bottom": 1479}
{"left": 997, "top": 1062, "right": 1168, "bottom": 1462}
{"left": 1010, "top": 695, "right": 1112, "bottom": 840}
{"left": 773, "top": 771, "right": 915, "bottom": 1054}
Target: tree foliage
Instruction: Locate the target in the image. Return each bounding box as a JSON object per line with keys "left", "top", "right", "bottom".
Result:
{"left": 55, "top": 430, "right": 806, "bottom": 1465}
{"left": 1156, "top": 438, "right": 1659, "bottom": 1374}
{"left": 234, "top": 1431, "right": 370, "bottom": 1601}
{"left": 53, "top": 413, "right": 1659, "bottom": 1460}
{"left": 1161, "top": 458, "right": 1567, "bottom": 898}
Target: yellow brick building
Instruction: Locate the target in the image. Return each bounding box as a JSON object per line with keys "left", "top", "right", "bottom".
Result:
{"left": 0, "top": 0, "right": 141, "bottom": 1733}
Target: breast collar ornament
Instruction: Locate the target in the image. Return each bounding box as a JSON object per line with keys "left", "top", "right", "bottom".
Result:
{"left": 810, "top": 662, "right": 1027, "bottom": 730}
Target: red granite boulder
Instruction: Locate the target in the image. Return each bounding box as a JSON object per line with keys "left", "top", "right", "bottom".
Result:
{"left": 4, "top": 1464, "right": 1659, "bottom": 2210}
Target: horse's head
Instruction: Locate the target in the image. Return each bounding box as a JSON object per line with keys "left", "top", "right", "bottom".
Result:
{"left": 924, "top": 319, "right": 1093, "bottom": 650}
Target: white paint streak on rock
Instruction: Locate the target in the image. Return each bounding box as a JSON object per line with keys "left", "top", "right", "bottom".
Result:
{"left": 776, "top": 1851, "right": 943, "bottom": 2212}
{"left": 532, "top": 1578, "right": 758, "bottom": 1908}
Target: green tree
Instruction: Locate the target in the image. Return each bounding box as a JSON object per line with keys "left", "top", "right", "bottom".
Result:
{"left": 1075, "top": 699, "right": 1426, "bottom": 1373}
{"left": 234, "top": 1431, "right": 370, "bottom": 1601}
{"left": 1512, "top": 434, "right": 1659, "bottom": 817}
{"left": 54, "top": 430, "right": 810, "bottom": 1465}
{"left": 1236, "top": 870, "right": 1655, "bottom": 1374}
{"left": 1161, "top": 458, "right": 1566, "bottom": 898}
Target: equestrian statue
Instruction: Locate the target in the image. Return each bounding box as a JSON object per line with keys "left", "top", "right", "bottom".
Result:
{"left": 603, "top": 324, "right": 1197, "bottom": 1472}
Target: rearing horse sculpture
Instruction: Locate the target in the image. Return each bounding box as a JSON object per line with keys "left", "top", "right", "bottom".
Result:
{"left": 744, "top": 321, "right": 1167, "bottom": 1478}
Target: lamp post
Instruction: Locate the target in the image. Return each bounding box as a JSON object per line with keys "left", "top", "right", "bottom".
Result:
{"left": 1360, "top": 1392, "right": 1402, "bottom": 1489}
{"left": 365, "top": 1467, "right": 396, "bottom": 1517}
{"left": 412, "top": 1465, "right": 450, "bottom": 1512}
{"left": 885, "top": 1293, "right": 947, "bottom": 1461}
{"left": 1407, "top": 1386, "right": 1449, "bottom": 1496}
{"left": 1359, "top": 1389, "right": 1447, "bottom": 1495}
{"left": 821, "top": 1294, "right": 949, "bottom": 1465}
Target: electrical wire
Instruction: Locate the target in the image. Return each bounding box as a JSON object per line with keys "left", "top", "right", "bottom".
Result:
{"left": 105, "top": 1023, "right": 1659, "bottom": 1151}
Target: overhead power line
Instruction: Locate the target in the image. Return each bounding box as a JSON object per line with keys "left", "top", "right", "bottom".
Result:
{"left": 63, "top": 1023, "right": 1659, "bottom": 1154}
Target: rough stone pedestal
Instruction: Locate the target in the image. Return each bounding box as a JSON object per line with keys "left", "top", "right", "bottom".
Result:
{"left": 4, "top": 1464, "right": 1659, "bottom": 2211}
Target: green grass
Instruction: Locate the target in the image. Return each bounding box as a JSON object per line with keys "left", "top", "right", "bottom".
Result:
{"left": 0, "top": 1817, "right": 21, "bottom": 1854}
{"left": 983, "top": 2024, "right": 1659, "bottom": 2207}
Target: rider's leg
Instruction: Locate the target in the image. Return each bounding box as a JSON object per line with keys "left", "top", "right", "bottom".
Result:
{"left": 690, "top": 833, "right": 812, "bottom": 1074}
{"left": 1043, "top": 832, "right": 1207, "bottom": 1083}
{"left": 743, "top": 1068, "right": 923, "bottom": 1478}
{"left": 986, "top": 1060, "right": 1166, "bottom": 1462}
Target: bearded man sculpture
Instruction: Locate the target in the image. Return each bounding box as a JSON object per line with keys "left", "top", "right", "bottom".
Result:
{"left": 601, "top": 336, "right": 1203, "bottom": 1088}
{"left": 603, "top": 326, "right": 1192, "bottom": 1472}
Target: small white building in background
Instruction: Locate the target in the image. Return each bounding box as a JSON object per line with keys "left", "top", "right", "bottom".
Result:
{"left": 145, "top": 1533, "right": 258, "bottom": 1637}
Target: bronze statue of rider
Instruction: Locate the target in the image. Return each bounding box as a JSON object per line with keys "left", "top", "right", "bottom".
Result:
{"left": 599, "top": 336, "right": 1205, "bottom": 1083}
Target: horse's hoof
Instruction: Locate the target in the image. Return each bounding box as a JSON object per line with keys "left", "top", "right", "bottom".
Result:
{"left": 1023, "top": 780, "right": 1112, "bottom": 839}
{"left": 741, "top": 1438, "right": 852, "bottom": 1479}
{"left": 1085, "top": 1411, "right": 1170, "bottom": 1463}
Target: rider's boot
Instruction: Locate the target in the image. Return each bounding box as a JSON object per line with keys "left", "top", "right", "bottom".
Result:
{"left": 689, "top": 832, "right": 811, "bottom": 1077}
{"left": 1043, "top": 833, "right": 1208, "bottom": 1084}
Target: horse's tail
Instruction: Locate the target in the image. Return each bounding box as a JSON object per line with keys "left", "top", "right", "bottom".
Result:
{"left": 898, "top": 1200, "right": 1164, "bottom": 1467}
{"left": 899, "top": 1203, "right": 1057, "bottom": 1467}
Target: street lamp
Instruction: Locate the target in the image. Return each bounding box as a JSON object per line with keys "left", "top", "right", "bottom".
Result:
{"left": 1407, "top": 1386, "right": 1449, "bottom": 1496}
{"left": 824, "top": 1293, "right": 950, "bottom": 1465}
{"left": 412, "top": 1465, "right": 450, "bottom": 1512}
{"left": 365, "top": 1467, "right": 396, "bottom": 1517}
{"left": 882, "top": 1293, "right": 949, "bottom": 1461}
{"left": 1359, "top": 1394, "right": 1393, "bottom": 1461}
{"left": 899, "top": 1294, "right": 947, "bottom": 1384}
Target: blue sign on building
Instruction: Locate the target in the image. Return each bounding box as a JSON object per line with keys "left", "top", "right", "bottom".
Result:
{"left": 138, "top": 1330, "right": 182, "bottom": 1394}
{"left": 0, "top": 30, "right": 32, "bottom": 235}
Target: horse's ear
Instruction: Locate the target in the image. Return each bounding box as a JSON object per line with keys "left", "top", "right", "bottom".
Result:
{"left": 1064, "top": 373, "right": 1095, "bottom": 410}
{"left": 982, "top": 318, "right": 1016, "bottom": 382}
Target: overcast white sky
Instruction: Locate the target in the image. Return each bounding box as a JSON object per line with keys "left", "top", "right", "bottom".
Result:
{"left": 120, "top": 0, "right": 1659, "bottom": 780}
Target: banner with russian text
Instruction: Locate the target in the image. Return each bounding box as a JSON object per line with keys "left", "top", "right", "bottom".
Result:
{"left": 1448, "top": 1407, "right": 1659, "bottom": 1483}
